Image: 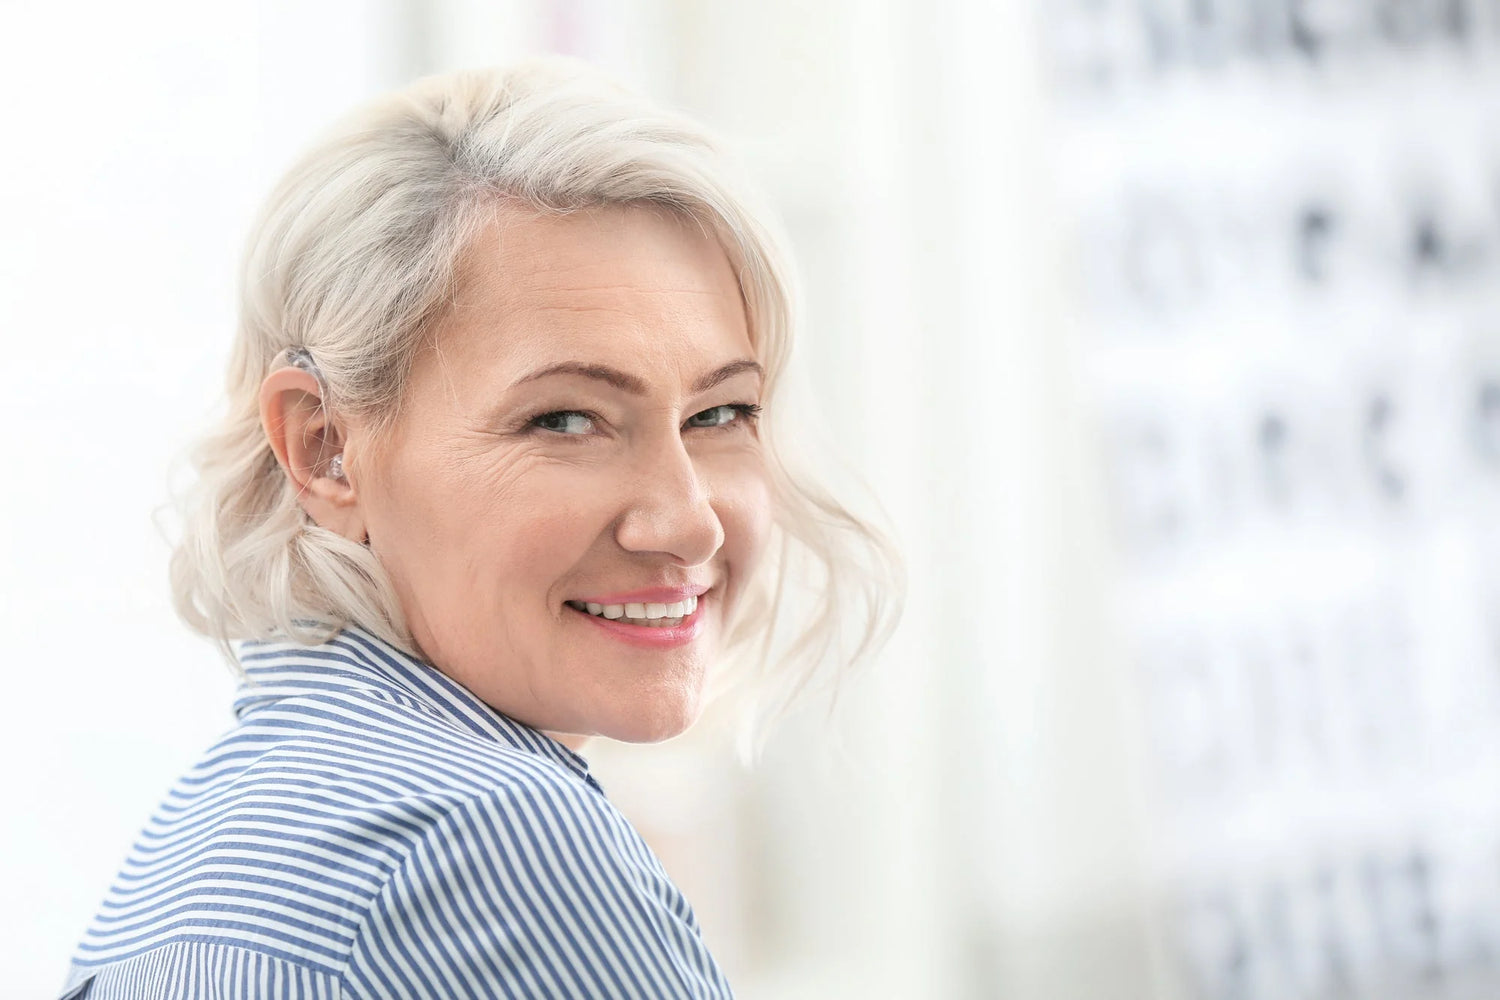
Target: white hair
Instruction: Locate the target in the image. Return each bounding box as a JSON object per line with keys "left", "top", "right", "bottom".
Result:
{"left": 168, "top": 56, "right": 903, "bottom": 746}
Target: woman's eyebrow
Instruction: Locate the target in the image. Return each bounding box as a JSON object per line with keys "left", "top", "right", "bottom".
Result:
{"left": 692, "top": 358, "right": 764, "bottom": 393}
{"left": 510, "top": 358, "right": 763, "bottom": 395}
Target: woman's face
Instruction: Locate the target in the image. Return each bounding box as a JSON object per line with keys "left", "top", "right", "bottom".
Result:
{"left": 347, "top": 203, "right": 772, "bottom": 744}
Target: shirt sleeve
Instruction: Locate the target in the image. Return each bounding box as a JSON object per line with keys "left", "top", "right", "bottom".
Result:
{"left": 336, "top": 772, "right": 733, "bottom": 1000}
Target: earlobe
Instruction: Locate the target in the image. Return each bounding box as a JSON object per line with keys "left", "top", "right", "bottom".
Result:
{"left": 258, "top": 367, "right": 369, "bottom": 544}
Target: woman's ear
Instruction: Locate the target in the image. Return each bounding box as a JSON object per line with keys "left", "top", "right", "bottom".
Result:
{"left": 258, "top": 367, "right": 369, "bottom": 543}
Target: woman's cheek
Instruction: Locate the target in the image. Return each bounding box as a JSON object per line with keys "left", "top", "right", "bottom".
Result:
{"left": 716, "top": 460, "right": 774, "bottom": 582}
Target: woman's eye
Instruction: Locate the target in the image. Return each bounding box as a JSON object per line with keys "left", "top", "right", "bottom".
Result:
{"left": 686, "top": 403, "right": 761, "bottom": 429}
{"left": 531, "top": 411, "right": 596, "bottom": 435}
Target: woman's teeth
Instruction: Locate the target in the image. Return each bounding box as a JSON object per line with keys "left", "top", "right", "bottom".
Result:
{"left": 567, "top": 594, "right": 697, "bottom": 627}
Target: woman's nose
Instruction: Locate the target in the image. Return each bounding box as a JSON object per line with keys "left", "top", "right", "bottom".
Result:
{"left": 614, "top": 436, "right": 725, "bottom": 566}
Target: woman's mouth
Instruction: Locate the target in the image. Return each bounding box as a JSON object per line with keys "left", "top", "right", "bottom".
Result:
{"left": 563, "top": 593, "right": 707, "bottom": 648}
{"left": 564, "top": 594, "right": 698, "bottom": 628}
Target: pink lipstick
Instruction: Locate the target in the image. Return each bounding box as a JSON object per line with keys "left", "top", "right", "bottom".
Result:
{"left": 566, "top": 592, "right": 707, "bottom": 649}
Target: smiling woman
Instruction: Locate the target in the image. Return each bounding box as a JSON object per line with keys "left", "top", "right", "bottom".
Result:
{"left": 57, "top": 56, "right": 901, "bottom": 1000}
{"left": 302, "top": 203, "right": 775, "bottom": 746}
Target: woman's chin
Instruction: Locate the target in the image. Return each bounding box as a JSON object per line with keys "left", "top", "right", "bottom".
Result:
{"left": 601, "top": 696, "right": 704, "bottom": 745}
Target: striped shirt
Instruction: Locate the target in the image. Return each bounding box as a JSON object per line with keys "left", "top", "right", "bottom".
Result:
{"left": 59, "top": 624, "right": 733, "bottom": 999}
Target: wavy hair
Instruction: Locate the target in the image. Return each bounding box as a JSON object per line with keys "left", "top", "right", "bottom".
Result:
{"left": 168, "top": 56, "right": 903, "bottom": 745}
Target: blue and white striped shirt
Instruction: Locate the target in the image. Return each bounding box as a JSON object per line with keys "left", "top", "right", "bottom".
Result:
{"left": 60, "top": 624, "right": 732, "bottom": 999}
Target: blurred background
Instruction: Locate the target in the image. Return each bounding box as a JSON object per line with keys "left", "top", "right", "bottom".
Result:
{"left": 4, "top": 0, "right": 1500, "bottom": 997}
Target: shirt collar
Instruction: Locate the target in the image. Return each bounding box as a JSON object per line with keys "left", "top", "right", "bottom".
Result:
{"left": 232, "top": 622, "right": 597, "bottom": 789}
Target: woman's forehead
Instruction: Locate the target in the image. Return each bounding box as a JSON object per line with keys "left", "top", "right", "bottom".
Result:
{"left": 404, "top": 203, "right": 755, "bottom": 404}
{"left": 458, "top": 203, "right": 736, "bottom": 302}
{"left": 435, "top": 203, "right": 751, "bottom": 365}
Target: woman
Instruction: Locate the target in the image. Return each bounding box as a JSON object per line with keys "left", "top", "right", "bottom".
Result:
{"left": 60, "top": 56, "right": 900, "bottom": 999}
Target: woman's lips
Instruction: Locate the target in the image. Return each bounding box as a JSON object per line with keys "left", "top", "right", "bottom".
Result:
{"left": 566, "top": 593, "right": 706, "bottom": 649}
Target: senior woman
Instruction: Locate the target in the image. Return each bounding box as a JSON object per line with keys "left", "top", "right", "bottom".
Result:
{"left": 58, "top": 57, "right": 899, "bottom": 1000}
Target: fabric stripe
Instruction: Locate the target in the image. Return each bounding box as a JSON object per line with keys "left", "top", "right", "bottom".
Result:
{"left": 59, "top": 623, "right": 731, "bottom": 998}
{"left": 61, "top": 941, "right": 341, "bottom": 999}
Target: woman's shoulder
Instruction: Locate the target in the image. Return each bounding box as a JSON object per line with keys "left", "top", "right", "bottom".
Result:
{"left": 338, "top": 753, "right": 726, "bottom": 999}
{"left": 69, "top": 685, "right": 706, "bottom": 995}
